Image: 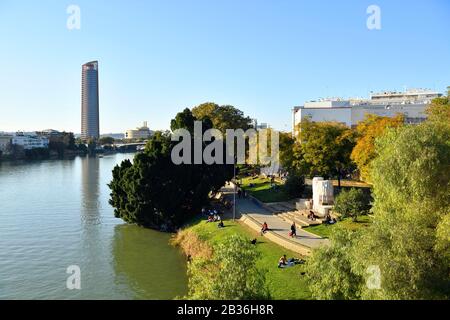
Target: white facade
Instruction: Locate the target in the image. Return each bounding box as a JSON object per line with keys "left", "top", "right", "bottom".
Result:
{"left": 125, "top": 121, "right": 152, "bottom": 140}
{"left": 12, "top": 133, "right": 49, "bottom": 150}
{"left": 292, "top": 88, "right": 442, "bottom": 136}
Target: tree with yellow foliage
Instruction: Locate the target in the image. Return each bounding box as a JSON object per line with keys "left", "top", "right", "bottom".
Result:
{"left": 351, "top": 114, "right": 404, "bottom": 182}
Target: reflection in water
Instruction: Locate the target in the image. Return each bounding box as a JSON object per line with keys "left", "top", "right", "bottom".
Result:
{"left": 112, "top": 224, "right": 188, "bottom": 300}
{"left": 0, "top": 153, "right": 187, "bottom": 299}
{"left": 80, "top": 155, "right": 101, "bottom": 225}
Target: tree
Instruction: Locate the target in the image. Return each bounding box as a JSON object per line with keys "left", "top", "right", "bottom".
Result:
{"left": 171, "top": 108, "right": 197, "bottom": 133}
{"left": 109, "top": 109, "right": 234, "bottom": 229}
{"left": 307, "top": 122, "right": 450, "bottom": 300}
{"left": 279, "top": 132, "right": 296, "bottom": 173}
{"left": 192, "top": 103, "right": 252, "bottom": 133}
{"left": 425, "top": 94, "right": 450, "bottom": 123}
{"left": 186, "top": 235, "right": 269, "bottom": 300}
{"left": 98, "top": 136, "right": 115, "bottom": 145}
{"left": 353, "top": 122, "right": 450, "bottom": 299}
{"left": 284, "top": 173, "right": 305, "bottom": 198}
{"left": 351, "top": 114, "right": 404, "bottom": 182}
{"left": 333, "top": 188, "right": 371, "bottom": 222}
{"left": 306, "top": 226, "right": 363, "bottom": 300}
{"left": 296, "top": 119, "right": 356, "bottom": 186}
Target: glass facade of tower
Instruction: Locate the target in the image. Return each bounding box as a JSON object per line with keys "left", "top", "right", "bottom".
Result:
{"left": 81, "top": 61, "right": 99, "bottom": 140}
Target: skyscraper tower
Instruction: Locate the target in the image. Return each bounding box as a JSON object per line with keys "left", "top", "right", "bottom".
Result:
{"left": 81, "top": 61, "right": 99, "bottom": 140}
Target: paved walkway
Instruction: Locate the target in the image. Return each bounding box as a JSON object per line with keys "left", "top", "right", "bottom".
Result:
{"left": 221, "top": 185, "right": 329, "bottom": 251}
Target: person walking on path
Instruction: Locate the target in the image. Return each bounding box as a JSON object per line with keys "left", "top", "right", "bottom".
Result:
{"left": 290, "top": 222, "right": 297, "bottom": 238}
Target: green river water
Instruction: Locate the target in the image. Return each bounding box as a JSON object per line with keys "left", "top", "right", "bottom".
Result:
{"left": 0, "top": 153, "right": 188, "bottom": 299}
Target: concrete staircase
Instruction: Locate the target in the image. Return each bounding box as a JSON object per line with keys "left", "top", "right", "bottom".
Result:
{"left": 276, "top": 210, "right": 323, "bottom": 228}
{"left": 264, "top": 202, "right": 297, "bottom": 214}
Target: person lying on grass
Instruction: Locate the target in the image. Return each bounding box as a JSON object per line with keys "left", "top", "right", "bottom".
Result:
{"left": 278, "top": 255, "right": 287, "bottom": 268}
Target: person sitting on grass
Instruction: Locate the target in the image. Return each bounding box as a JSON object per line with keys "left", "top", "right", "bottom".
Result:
{"left": 207, "top": 215, "right": 214, "bottom": 223}
{"left": 260, "top": 222, "right": 269, "bottom": 235}
{"left": 278, "top": 255, "right": 287, "bottom": 268}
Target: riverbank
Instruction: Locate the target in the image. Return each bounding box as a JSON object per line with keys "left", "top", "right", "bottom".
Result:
{"left": 173, "top": 216, "right": 312, "bottom": 300}
{"left": 0, "top": 149, "right": 138, "bottom": 162}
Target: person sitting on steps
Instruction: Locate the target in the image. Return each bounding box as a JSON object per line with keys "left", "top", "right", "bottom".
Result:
{"left": 261, "top": 222, "right": 269, "bottom": 235}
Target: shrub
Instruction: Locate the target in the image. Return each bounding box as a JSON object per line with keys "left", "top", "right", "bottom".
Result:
{"left": 333, "top": 188, "right": 371, "bottom": 221}
{"left": 284, "top": 173, "right": 305, "bottom": 198}
{"left": 185, "top": 234, "right": 269, "bottom": 300}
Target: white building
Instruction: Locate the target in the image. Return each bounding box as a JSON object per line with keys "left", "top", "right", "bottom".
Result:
{"left": 12, "top": 132, "right": 49, "bottom": 150}
{"left": 292, "top": 88, "right": 442, "bottom": 137}
{"left": 125, "top": 121, "right": 152, "bottom": 140}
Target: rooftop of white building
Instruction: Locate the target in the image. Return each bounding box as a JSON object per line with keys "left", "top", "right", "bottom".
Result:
{"left": 295, "top": 88, "right": 443, "bottom": 110}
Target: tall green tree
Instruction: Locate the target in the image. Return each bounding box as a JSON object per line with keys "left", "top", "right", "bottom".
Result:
{"left": 306, "top": 122, "right": 450, "bottom": 300}
{"left": 295, "top": 119, "right": 356, "bottom": 186}
{"left": 109, "top": 110, "right": 234, "bottom": 229}
{"left": 353, "top": 122, "right": 450, "bottom": 299}
{"left": 279, "top": 132, "right": 296, "bottom": 173}
{"left": 192, "top": 102, "right": 252, "bottom": 133}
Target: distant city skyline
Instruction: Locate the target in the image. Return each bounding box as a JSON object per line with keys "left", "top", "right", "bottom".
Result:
{"left": 0, "top": 0, "right": 449, "bottom": 133}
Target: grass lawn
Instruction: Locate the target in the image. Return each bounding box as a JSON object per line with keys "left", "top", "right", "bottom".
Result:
{"left": 239, "top": 176, "right": 292, "bottom": 203}
{"left": 184, "top": 217, "right": 312, "bottom": 300}
{"left": 303, "top": 215, "right": 373, "bottom": 238}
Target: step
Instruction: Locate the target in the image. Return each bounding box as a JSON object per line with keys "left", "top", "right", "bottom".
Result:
{"left": 277, "top": 212, "right": 310, "bottom": 227}
{"left": 293, "top": 212, "right": 322, "bottom": 226}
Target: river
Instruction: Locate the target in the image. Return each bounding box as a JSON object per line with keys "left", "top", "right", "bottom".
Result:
{"left": 0, "top": 153, "right": 188, "bottom": 299}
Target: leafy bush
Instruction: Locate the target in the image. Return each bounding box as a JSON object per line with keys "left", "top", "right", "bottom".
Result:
{"left": 333, "top": 188, "right": 371, "bottom": 221}
{"left": 185, "top": 234, "right": 269, "bottom": 300}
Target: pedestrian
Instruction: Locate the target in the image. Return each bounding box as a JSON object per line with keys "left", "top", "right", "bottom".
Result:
{"left": 290, "top": 222, "right": 297, "bottom": 238}
{"left": 237, "top": 189, "right": 242, "bottom": 199}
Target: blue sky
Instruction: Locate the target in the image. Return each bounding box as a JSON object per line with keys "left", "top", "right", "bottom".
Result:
{"left": 0, "top": 0, "right": 449, "bottom": 133}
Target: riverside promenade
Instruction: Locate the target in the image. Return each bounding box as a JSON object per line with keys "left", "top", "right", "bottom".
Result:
{"left": 222, "top": 185, "right": 329, "bottom": 256}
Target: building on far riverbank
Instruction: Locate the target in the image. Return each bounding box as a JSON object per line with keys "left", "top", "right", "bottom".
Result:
{"left": 11, "top": 132, "right": 49, "bottom": 150}
{"left": 125, "top": 121, "right": 153, "bottom": 140}
{"left": 292, "top": 88, "right": 443, "bottom": 137}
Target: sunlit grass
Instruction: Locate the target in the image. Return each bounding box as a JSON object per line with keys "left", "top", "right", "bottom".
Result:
{"left": 183, "top": 217, "right": 312, "bottom": 300}
{"left": 239, "top": 176, "right": 291, "bottom": 203}
{"left": 303, "top": 215, "right": 372, "bottom": 238}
